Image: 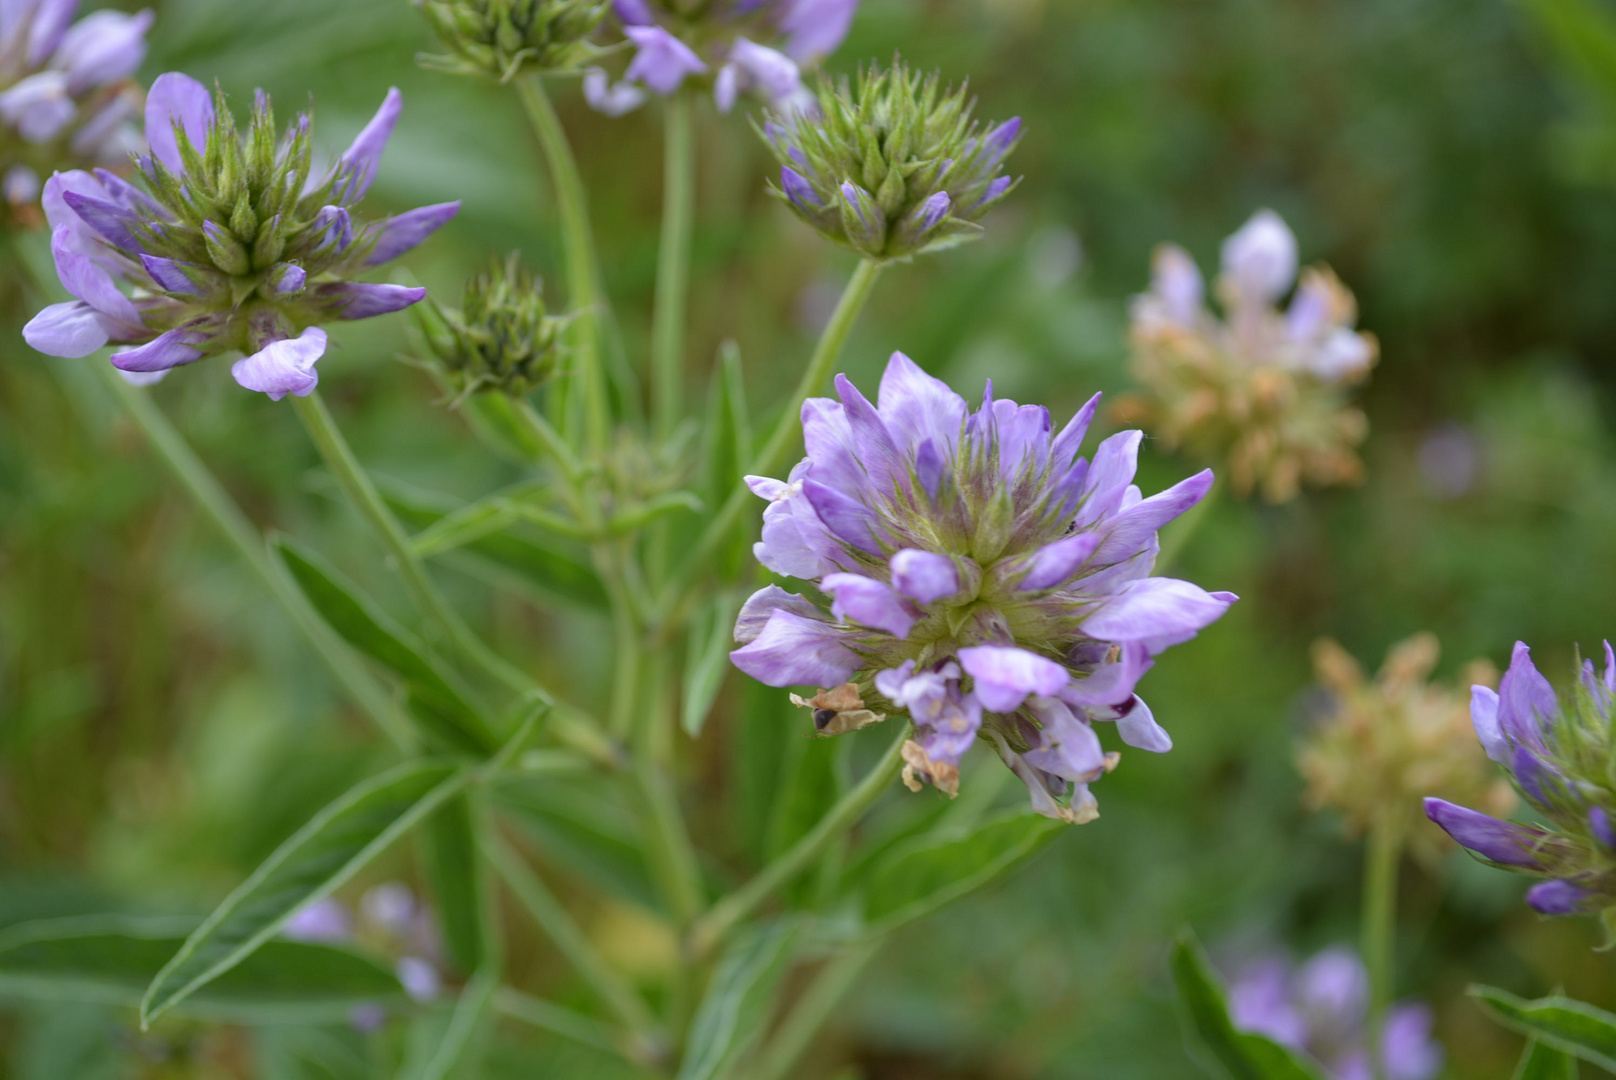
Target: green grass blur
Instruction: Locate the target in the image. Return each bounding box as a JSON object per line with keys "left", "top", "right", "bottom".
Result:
{"left": 5, "top": 0, "right": 1616, "bottom": 1076}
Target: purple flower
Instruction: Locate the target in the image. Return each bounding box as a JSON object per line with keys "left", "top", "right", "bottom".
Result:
{"left": 282, "top": 897, "right": 354, "bottom": 943}
{"left": 1227, "top": 947, "right": 1442, "bottom": 1080}
{"left": 21, "top": 75, "right": 456, "bottom": 398}
{"left": 730, "top": 352, "right": 1234, "bottom": 821}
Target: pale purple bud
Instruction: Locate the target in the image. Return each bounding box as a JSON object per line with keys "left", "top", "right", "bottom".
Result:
{"left": 781, "top": 165, "right": 821, "bottom": 209}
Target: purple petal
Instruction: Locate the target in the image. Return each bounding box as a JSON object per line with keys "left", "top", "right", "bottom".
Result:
{"left": 1470, "top": 685, "right": 1508, "bottom": 765}
{"left": 336, "top": 87, "right": 402, "bottom": 202}
{"left": 1081, "top": 577, "right": 1236, "bottom": 653}
{"left": 1498, "top": 641, "right": 1557, "bottom": 750}
{"left": 958, "top": 645, "right": 1069, "bottom": 713}
{"left": 890, "top": 548, "right": 959, "bottom": 603}
{"left": 582, "top": 68, "right": 647, "bottom": 117}
{"left": 1511, "top": 745, "right": 1555, "bottom": 804}
{"left": 624, "top": 26, "right": 707, "bottom": 95}
{"left": 971, "top": 175, "right": 1012, "bottom": 210}
{"left": 1296, "top": 947, "right": 1367, "bottom": 1018}
{"left": 754, "top": 478, "right": 840, "bottom": 580}
{"left": 720, "top": 38, "right": 801, "bottom": 111}
{"left": 820, "top": 572, "right": 918, "bottom": 638}
{"left": 1073, "top": 430, "right": 1142, "bottom": 530}
{"left": 781, "top": 165, "right": 821, "bottom": 210}
{"left": 1423, "top": 798, "right": 1548, "bottom": 868}
{"left": 23, "top": 300, "right": 111, "bottom": 356}
{"left": 729, "top": 609, "right": 860, "bottom": 688}
{"left": 1220, "top": 209, "right": 1297, "bottom": 303}
{"left": 1590, "top": 807, "right": 1616, "bottom": 849}
{"left": 1013, "top": 532, "right": 1100, "bottom": 592}
{"left": 283, "top": 897, "right": 353, "bottom": 943}
{"left": 914, "top": 437, "right": 946, "bottom": 501}
{"left": 314, "top": 205, "right": 354, "bottom": 251}
{"left": 877, "top": 351, "right": 968, "bottom": 455}
{"left": 1525, "top": 879, "right": 1601, "bottom": 916}
{"left": 1380, "top": 1003, "right": 1444, "bottom": 1080}
{"left": 0, "top": 71, "right": 74, "bottom": 143}
{"left": 612, "top": 0, "right": 654, "bottom": 23}
{"left": 25, "top": 0, "right": 76, "bottom": 65}
{"left": 835, "top": 372, "right": 904, "bottom": 491}
{"left": 1090, "top": 469, "right": 1214, "bottom": 566}
{"left": 1023, "top": 696, "right": 1105, "bottom": 781}
{"left": 144, "top": 72, "right": 214, "bottom": 174}
{"left": 1050, "top": 392, "right": 1101, "bottom": 466}
{"left": 56, "top": 9, "right": 153, "bottom": 94}
{"left": 60, "top": 190, "right": 138, "bottom": 250}
{"left": 141, "top": 254, "right": 203, "bottom": 295}
{"left": 1060, "top": 641, "right": 1153, "bottom": 708}
{"left": 778, "top": 0, "right": 857, "bottom": 60}
{"left": 321, "top": 282, "right": 427, "bottom": 320}
{"left": 802, "top": 478, "right": 881, "bottom": 554}
{"left": 914, "top": 191, "right": 950, "bottom": 231}
{"left": 800, "top": 395, "right": 863, "bottom": 493}
{"left": 230, "top": 326, "right": 327, "bottom": 400}
{"left": 980, "top": 117, "right": 1021, "bottom": 163}
{"left": 1148, "top": 245, "right": 1204, "bottom": 324}
{"left": 48, "top": 227, "right": 137, "bottom": 328}
{"left": 734, "top": 585, "right": 823, "bottom": 645}
{"left": 269, "top": 262, "right": 306, "bottom": 294}
{"left": 365, "top": 201, "right": 459, "bottom": 265}
{"left": 1114, "top": 695, "right": 1171, "bottom": 752}
{"left": 110, "top": 327, "right": 208, "bottom": 373}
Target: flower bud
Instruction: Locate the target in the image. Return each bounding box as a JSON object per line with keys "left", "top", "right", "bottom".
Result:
{"left": 417, "top": 254, "right": 569, "bottom": 398}
{"left": 417, "top": 0, "right": 609, "bottom": 81}
{"left": 758, "top": 61, "right": 1021, "bottom": 262}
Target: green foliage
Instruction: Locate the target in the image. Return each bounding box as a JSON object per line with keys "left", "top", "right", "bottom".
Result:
{"left": 1474, "top": 984, "right": 1616, "bottom": 1071}
{"left": 678, "top": 921, "right": 799, "bottom": 1080}
{"left": 400, "top": 966, "right": 499, "bottom": 1080}
{"left": 682, "top": 590, "right": 743, "bottom": 737}
{"left": 421, "top": 793, "right": 489, "bottom": 974}
{"left": 1169, "top": 930, "right": 1327, "bottom": 1080}
{"left": 1514, "top": 1036, "right": 1581, "bottom": 1080}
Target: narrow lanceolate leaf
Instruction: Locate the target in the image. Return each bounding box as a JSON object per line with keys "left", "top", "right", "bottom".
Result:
{"left": 701, "top": 341, "right": 752, "bottom": 511}
{"left": 1473, "top": 984, "right": 1616, "bottom": 1071}
{"left": 402, "top": 965, "right": 499, "bottom": 1080}
{"left": 1514, "top": 1036, "right": 1580, "bottom": 1080}
{"left": 140, "top": 759, "right": 470, "bottom": 1027}
{"left": 682, "top": 591, "right": 744, "bottom": 737}
{"left": 410, "top": 491, "right": 529, "bottom": 558}
{"left": 421, "top": 793, "right": 487, "bottom": 975}
{"left": 273, "top": 536, "right": 497, "bottom": 755}
{"left": 1170, "top": 930, "right": 1328, "bottom": 1080}
{"left": 678, "top": 921, "right": 799, "bottom": 1080}
{"left": 0, "top": 915, "right": 402, "bottom": 1024}
{"left": 857, "top": 810, "right": 1063, "bottom": 930}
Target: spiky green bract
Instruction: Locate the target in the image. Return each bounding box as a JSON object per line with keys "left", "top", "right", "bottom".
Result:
{"left": 417, "top": 0, "right": 609, "bottom": 80}
{"left": 417, "top": 255, "right": 570, "bottom": 398}
{"left": 758, "top": 61, "right": 1021, "bottom": 262}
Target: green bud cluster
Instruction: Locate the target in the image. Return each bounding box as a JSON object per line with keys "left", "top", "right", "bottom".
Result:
{"left": 417, "top": 255, "right": 569, "bottom": 397}
{"left": 416, "top": 0, "right": 608, "bottom": 81}
{"left": 760, "top": 60, "right": 1021, "bottom": 262}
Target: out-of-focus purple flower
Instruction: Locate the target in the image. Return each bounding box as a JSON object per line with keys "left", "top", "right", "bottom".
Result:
{"left": 1425, "top": 639, "right": 1616, "bottom": 921}
{"left": 361, "top": 881, "right": 418, "bottom": 936}
{"left": 730, "top": 352, "right": 1234, "bottom": 822}
{"left": 1227, "top": 947, "right": 1443, "bottom": 1080}
{"left": 21, "top": 75, "right": 453, "bottom": 398}
{"left": 396, "top": 956, "right": 441, "bottom": 1003}
{"left": 282, "top": 897, "right": 354, "bottom": 943}
{"left": 0, "top": 1, "right": 151, "bottom": 222}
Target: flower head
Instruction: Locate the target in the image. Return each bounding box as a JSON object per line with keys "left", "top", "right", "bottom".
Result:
{"left": 1227, "top": 946, "right": 1443, "bottom": 1080}
{"left": 417, "top": 0, "right": 609, "bottom": 80}
{"left": 1300, "top": 633, "right": 1512, "bottom": 862}
{"left": 22, "top": 74, "right": 457, "bottom": 398}
{"left": 415, "top": 253, "right": 570, "bottom": 398}
{"left": 729, "top": 352, "right": 1235, "bottom": 822}
{"left": 0, "top": 0, "right": 152, "bottom": 225}
{"left": 585, "top": 0, "right": 857, "bottom": 115}
{"left": 1426, "top": 640, "right": 1616, "bottom": 922}
{"left": 759, "top": 62, "right": 1020, "bottom": 262}
{"left": 1114, "top": 210, "right": 1378, "bottom": 503}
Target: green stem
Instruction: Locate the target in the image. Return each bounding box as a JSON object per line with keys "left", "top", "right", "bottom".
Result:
{"left": 94, "top": 366, "right": 413, "bottom": 749}
{"left": 291, "top": 390, "right": 538, "bottom": 700}
{"left": 1362, "top": 812, "right": 1404, "bottom": 1080}
{"left": 652, "top": 92, "right": 695, "bottom": 440}
{"left": 492, "top": 987, "right": 625, "bottom": 1058}
{"left": 629, "top": 645, "right": 704, "bottom": 929}
{"left": 486, "top": 837, "right": 664, "bottom": 1047}
{"left": 691, "top": 725, "right": 907, "bottom": 957}
{"left": 658, "top": 258, "right": 883, "bottom": 624}
{"left": 1154, "top": 472, "right": 1220, "bottom": 577}
{"left": 515, "top": 74, "right": 609, "bottom": 455}
{"left": 752, "top": 941, "right": 881, "bottom": 1080}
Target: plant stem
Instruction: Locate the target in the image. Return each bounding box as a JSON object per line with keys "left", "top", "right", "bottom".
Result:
{"left": 486, "top": 837, "right": 663, "bottom": 1045}
{"left": 652, "top": 92, "right": 695, "bottom": 440}
{"left": 658, "top": 258, "right": 883, "bottom": 624}
{"left": 1154, "top": 472, "right": 1220, "bottom": 577}
{"left": 691, "top": 725, "right": 907, "bottom": 957}
{"left": 752, "top": 941, "right": 881, "bottom": 1080}
{"left": 492, "top": 987, "right": 625, "bottom": 1057}
{"left": 1362, "top": 811, "right": 1404, "bottom": 1080}
{"left": 291, "top": 390, "right": 538, "bottom": 700}
{"left": 94, "top": 366, "right": 413, "bottom": 749}
{"left": 515, "top": 74, "right": 609, "bottom": 455}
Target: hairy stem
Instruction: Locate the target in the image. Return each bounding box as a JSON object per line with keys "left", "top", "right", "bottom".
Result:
{"left": 95, "top": 366, "right": 413, "bottom": 748}
{"left": 691, "top": 725, "right": 907, "bottom": 957}
{"left": 1362, "top": 811, "right": 1404, "bottom": 1080}
{"left": 652, "top": 92, "right": 695, "bottom": 440}
{"left": 515, "top": 74, "right": 609, "bottom": 455}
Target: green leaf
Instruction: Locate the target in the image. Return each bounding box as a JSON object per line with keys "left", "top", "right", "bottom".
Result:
{"left": 857, "top": 809, "right": 1064, "bottom": 929}
{"left": 421, "top": 793, "right": 487, "bottom": 975}
{"left": 700, "top": 341, "right": 752, "bottom": 511}
{"left": 273, "top": 536, "right": 497, "bottom": 755}
{"left": 1170, "top": 929, "right": 1329, "bottom": 1080}
{"left": 1473, "top": 984, "right": 1616, "bottom": 1071}
{"left": 140, "top": 759, "right": 471, "bottom": 1027}
{"left": 411, "top": 491, "right": 529, "bottom": 558}
{"left": 401, "top": 965, "right": 499, "bottom": 1080}
{"left": 682, "top": 591, "right": 743, "bottom": 737}
{"left": 495, "top": 776, "right": 660, "bottom": 908}
{"left": 383, "top": 483, "right": 607, "bottom": 610}
{"left": 1514, "top": 1036, "right": 1580, "bottom": 1080}
{"left": 677, "top": 921, "right": 798, "bottom": 1080}
{"left": 0, "top": 915, "right": 402, "bottom": 1024}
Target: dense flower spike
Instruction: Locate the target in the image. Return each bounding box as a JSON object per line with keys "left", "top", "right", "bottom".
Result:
{"left": 1425, "top": 640, "right": 1616, "bottom": 924}
{"left": 729, "top": 351, "right": 1235, "bottom": 822}
{"left": 0, "top": 0, "right": 151, "bottom": 225}
{"left": 1114, "top": 210, "right": 1378, "bottom": 503}
{"left": 584, "top": 0, "right": 856, "bottom": 115}
{"left": 758, "top": 61, "right": 1020, "bottom": 262}
{"left": 22, "top": 74, "right": 457, "bottom": 398}
{"left": 1227, "top": 947, "right": 1443, "bottom": 1080}
{"left": 415, "top": 253, "right": 570, "bottom": 397}
{"left": 1300, "top": 633, "right": 1513, "bottom": 862}
{"left": 416, "top": 0, "right": 609, "bottom": 81}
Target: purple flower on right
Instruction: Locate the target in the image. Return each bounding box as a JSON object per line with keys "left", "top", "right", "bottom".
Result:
{"left": 1425, "top": 640, "right": 1616, "bottom": 919}
{"left": 1228, "top": 946, "right": 1443, "bottom": 1080}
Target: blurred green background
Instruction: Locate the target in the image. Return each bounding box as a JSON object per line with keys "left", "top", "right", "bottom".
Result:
{"left": 6, "top": 0, "right": 1616, "bottom": 1075}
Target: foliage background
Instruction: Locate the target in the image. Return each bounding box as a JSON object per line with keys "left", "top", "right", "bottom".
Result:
{"left": 4, "top": 0, "right": 1616, "bottom": 1075}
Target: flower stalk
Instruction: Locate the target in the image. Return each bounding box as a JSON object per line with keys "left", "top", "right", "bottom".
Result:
{"left": 652, "top": 90, "right": 695, "bottom": 440}
{"left": 1361, "top": 811, "right": 1404, "bottom": 1080}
